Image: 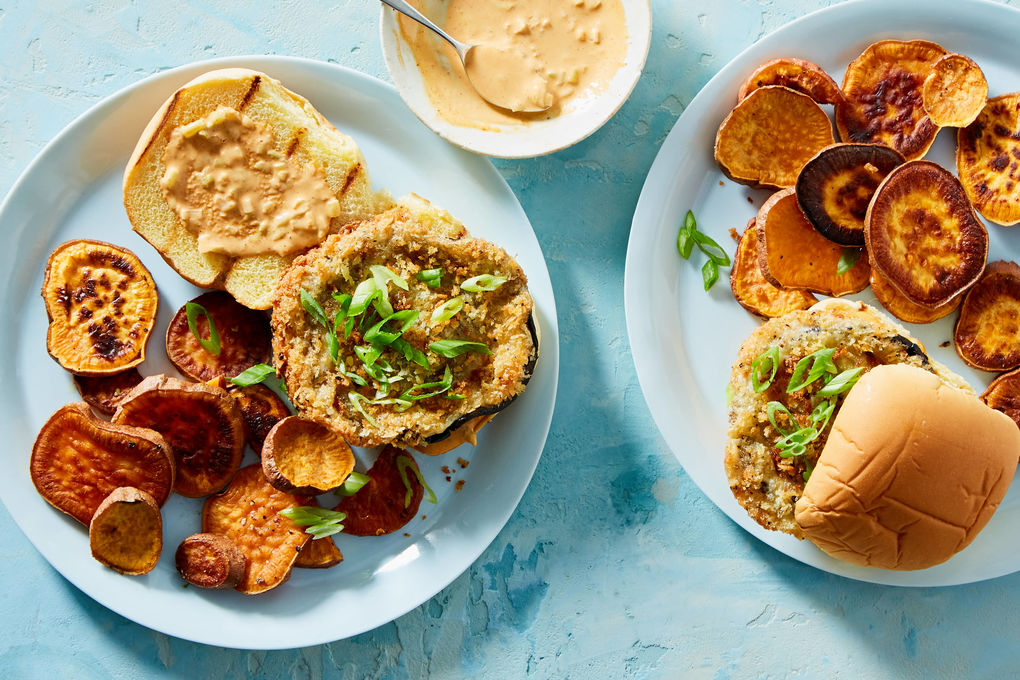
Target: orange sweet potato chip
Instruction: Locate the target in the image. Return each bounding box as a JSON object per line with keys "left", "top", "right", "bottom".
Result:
{"left": 89, "top": 486, "right": 163, "bottom": 576}
{"left": 957, "top": 92, "right": 1020, "bottom": 226}
{"left": 954, "top": 261, "right": 1020, "bottom": 371}
{"left": 870, "top": 269, "right": 961, "bottom": 324}
{"left": 334, "top": 447, "right": 425, "bottom": 537}
{"left": 73, "top": 368, "right": 144, "bottom": 416}
{"left": 981, "top": 367, "right": 1020, "bottom": 432}
{"left": 756, "top": 189, "right": 870, "bottom": 296}
{"left": 729, "top": 218, "right": 817, "bottom": 318}
{"left": 922, "top": 53, "right": 988, "bottom": 128}
{"left": 229, "top": 383, "right": 291, "bottom": 454}
{"left": 261, "top": 417, "right": 355, "bottom": 495}
{"left": 737, "top": 58, "right": 843, "bottom": 105}
{"left": 175, "top": 532, "right": 246, "bottom": 589}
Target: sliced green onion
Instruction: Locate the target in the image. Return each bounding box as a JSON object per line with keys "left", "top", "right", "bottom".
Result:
{"left": 751, "top": 346, "right": 781, "bottom": 393}
{"left": 461, "top": 274, "right": 506, "bottom": 293}
{"left": 677, "top": 226, "right": 694, "bottom": 260}
{"left": 396, "top": 454, "right": 438, "bottom": 508}
{"left": 429, "top": 339, "right": 492, "bottom": 358}
{"left": 331, "top": 293, "right": 354, "bottom": 339}
{"left": 401, "top": 365, "right": 453, "bottom": 401}
{"left": 837, "top": 248, "right": 863, "bottom": 276}
{"left": 445, "top": 393, "right": 466, "bottom": 400}
{"left": 816, "top": 367, "right": 865, "bottom": 397}
{"left": 348, "top": 278, "right": 380, "bottom": 317}
{"left": 692, "top": 230, "right": 731, "bottom": 267}
{"left": 370, "top": 265, "right": 409, "bottom": 291}
{"left": 348, "top": 392, "right": 378, "bottom": 427}
{"left": 776, "top": 426, "right": 820, "bottom": 457}
{"left": 702, "top": 259, "right": 719, "bottom": 291}
{"left": 810, "top": 398, "right": 836, "bottom": 429}
{"left": 393, "top": 338, "right": 429, "bottom": 368}
{"left": 300, "top": 289, "right": 330, "bottom": 329}
{"left": 335, "top": 472, "right": 371, "bottom": 497}
{"left": 685, "top": 210, "right": 697, "bottom": 232}
{"left": 416, "top": 268, "right": 443, "bottom": 289}
{"left": 229, "top": 363, "right": 276, "bottom": 386}
{"left": 364, "top": 310, "right": 419, "bottom": 347}
{"left": 787, "top": 348, "right": 837, "bottom": 393}
{"left": 279, "top": 506, "right": 346, "bottom": 538}
{"left": 766, "top": 401, "right": 798, "bottom": 436}
{"left": 430, "top": 297, "right": 463, "bottom": 325}
{"left": 185, "top": 302, "right": 222, "bottom": 356}
{"left": 369, "top": 396, "right": 414, "bottom": 411}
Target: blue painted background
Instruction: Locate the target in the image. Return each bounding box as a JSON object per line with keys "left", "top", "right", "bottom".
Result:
{"left": 2, "top": 1, "right": 1019, "bottom": 678}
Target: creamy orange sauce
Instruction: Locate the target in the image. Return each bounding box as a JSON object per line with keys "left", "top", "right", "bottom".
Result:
{"left": 400, "top": 0, "right": 628, "bottom": 129}
{"left": 161, "top": 106, "right": 341, "bottom": 257}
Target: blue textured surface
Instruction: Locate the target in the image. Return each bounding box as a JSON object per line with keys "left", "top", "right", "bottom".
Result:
{"left": 2, "top": 1, "right": 1020, "bottom": 678}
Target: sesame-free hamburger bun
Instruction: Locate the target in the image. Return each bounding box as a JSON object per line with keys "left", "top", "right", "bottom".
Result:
{"left": 795, "top": 364, "right": 1020, "bottom": 570}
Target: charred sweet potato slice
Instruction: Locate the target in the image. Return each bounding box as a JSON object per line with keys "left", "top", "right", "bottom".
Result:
{"left": 89, "top": 487, "right": 162, "bottom": 575}
{"left": 42, "top": 240, "right": 158, "bottom": 376}
{"left": 261, "top": 417, "right": 355, "bottom": 495}
{"left": 413, "top": 414, "right": 495, "bottom": 456}
{"left": 866, "top": 160, "right": 988, "bottom": 307}
{"left": 202, "top": 465, "right": 310, "bottom": 594}
{"left": 715, "top": 86, "right": 836, "bottom": 189}
{"left": 294, "top": 535, "right": 343, "bottom": 569}
{"left": 175, "top": 532, "right": 246, "bottom": 589}
{"left": 922, "top": 53, "right": 988, "bottom": 128}
{"left": 756, "top": 189, "right": 870, "bottom": 296}
{"left": 836, "top": 40, "right": 947, "bottom": 160}
{"left": 31, "top": 402, "right": 174, "bottom": 525}
{"left": 229, "top": 384, "right": 291, "bottom": 454}
{"left": 737, "top": 58, "right": 843, "bottom": 105}
{"left": 113, "top": 375, "right": 245, "bottom": 498}
{"left": 981, "top": 367, "right": 1020, "bottom": 432}
{"left": 796, "top": 143, "right": 905, "bottom": 245}
{"left": 73, "top": 368, "right": 144, "bottom": 416}
{"left": 870, "top": 269, "right": 961, "bottom": 324}
{"left": 957, "top": 93, "right": 1020, "bottom": 226}
{"left": 729, "top": 218, "right": 817, "bottom": 318}
{"left": 954, "top": 261, "right": 1020, "bottom": 371}
{"left": 166, "top": 291, "right": 272, "bottom": 382}
{"left": 334, "top": 447, "right": 425, "bottom": 537}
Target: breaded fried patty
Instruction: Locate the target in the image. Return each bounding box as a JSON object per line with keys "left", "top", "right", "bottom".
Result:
{"left": 726, "top": 299, "right": 971, "bottom": 538}
{"left": 271, "top": 199, "right": 536, "bottom": 448}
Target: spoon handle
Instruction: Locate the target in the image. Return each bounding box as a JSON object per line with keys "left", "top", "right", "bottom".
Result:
{"left": 380, "top": 0, "right": 467, "bottom": 57}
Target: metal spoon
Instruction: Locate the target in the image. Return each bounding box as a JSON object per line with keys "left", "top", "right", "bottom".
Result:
{"left": 381, "top": 0, "right": 551, "bottom": 113}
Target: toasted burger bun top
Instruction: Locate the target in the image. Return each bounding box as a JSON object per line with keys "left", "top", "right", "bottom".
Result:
{"left": 794, "top": 364, "right": 1020, "bottom": 571}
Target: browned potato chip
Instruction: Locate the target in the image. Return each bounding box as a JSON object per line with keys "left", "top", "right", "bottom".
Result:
{"left": 31, "top": 403, "right": 175, "bottom": 525}
{"left": 175, "top": 532, "right": 246, "bottom": 589}
{"left": 294, "top": 535, "right": 343, "bottom": 569}
{"left": 795, "top": 143, "right": 905, "bottom": 246}
{"left": 866, "top": 160, "right": 988, "bottom": 307}
{"left": 261, "top": 417, "right": 355, "bottom": 495}
{"left": 955, "top": 261, "right": 1020, "bottom": 371}
{"left": 715, "top": 86, "right": 836, "bottom": 189}
{"left": 756, "top": 188, "right": 870, "bottom": 296}
{"left": 413, "top": 414, "right": 494, "bottom": 456}
{"left": 42, "top": 240, "right": 158, "bottom": 376}
{"left": 981, "top": 367, "right": 1020, "bottom": 432}
{"left": 166, "top": 291, "right": 272, "bottom": 382}
{"left": 229, "top": 384, "right": 291, "bottom": 454}
{"left": 836, "top": 40, "right": 947, "bottom": 160}
{"left": 202, "top": 465, "right": 310, "bottom": 595}
{"left": 113, "top": 375, "right": 245, "bottom": 498}
{"left": 737, "top": 58, "right": 843, "bottom": 105}
{"left": 729, "top": 218, "right": 817, "bottom": 318}
{"left": 89, "top": 486, "right": 162, "bottom": 575}
{"left": 957, "top": 93, "right": 1020, "bottom": 226}
{"left": 73, "top": 368, "right": 144, "bottom": 416}
{"left": 870, "top": 269, "right": 961, "bottom": 324}
{"left": 334, "top": 447, "right": 424, "bottom": 537}
{"left": 922, "top": 53, "right": 988, "bottom": 128}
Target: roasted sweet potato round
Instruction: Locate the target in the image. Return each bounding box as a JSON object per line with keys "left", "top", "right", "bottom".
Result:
{"left": 413, "top": 414, "right": 495, "bottom": 456}
{"left": 981, "top": 367, "right": 1020, "bottom": 432}
{"left": 922, "top": 53, "right": 988, "bottom": 128}
{"left": 866, "top": 160, "right": 988, "bottom": 307}
{"left": 294, "top": 535, "right": 343, "bottom": 569}
{"left": 334, "top": 447, "right": 424, "bottom": 537}
{"left": 870, "top": 269, "right": 961, "bottom": 324}
{"left": 31, "top": 402, "right": 175, "bottom": 525}
{"left": 229, "top": 384, "right": 291, "bottom": 454}
{"left": 166, "top": 291, "right": 272, "bottom": 382}
{"left": 736, "top": 58, "right": 843, "bottom": 105}
{"left": 715, "top": 86, "right": 836, "bottom": 189}
{"left": 957, "top": 92, "right": 1020, "bottom": 226}
{"left": 835, "top": 40, "right": 947, "bottom": 160}
{"left": 175, "top": 532, "right": 246, "bottom": 589}
{"left": 73, "top": 368, "right": 144, "bottom": 416}
{"left": 112, "top": 375, "right": 245, "bottom": 498}
{"left": 202, "top": 465, "right": 311, "bottom": 595}
{"left": 261, "top": 417, "right": 355, "bottom": 495}
{"left": 42, "top": 240, "right": 158, "bottom": 376}
{"left": 795, "top": 143, "right": 905, "bottom": 246}
{"left": 954, "top": 261, "right": 1020, "bottom": 371}
{"left": 729, "top": 218, "right": 817, "bottom": 318}
{"left": 89, "top": 486, "right": 162, "bottom": 575}
{"left": 756, "top": 188, "right": 870, "bottom": 296}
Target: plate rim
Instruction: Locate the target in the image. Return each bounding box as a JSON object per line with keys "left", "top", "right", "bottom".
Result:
{"left": 0, "top": 54, "right": 560, "bottom": 647}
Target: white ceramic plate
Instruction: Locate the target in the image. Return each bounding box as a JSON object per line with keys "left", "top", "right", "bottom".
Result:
{"left": 379, "top": 0, "right": 651, "bottom": 158}
{"left": 625, "top": 0, "right": 1020, "bottom": 587}
{"left": 0, "top": 55, "right": 559, "bottom": 648}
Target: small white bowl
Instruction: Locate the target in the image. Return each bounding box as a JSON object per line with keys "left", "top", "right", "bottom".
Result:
{"left": 380, "top": 1, "right": 652, "bottom": 158}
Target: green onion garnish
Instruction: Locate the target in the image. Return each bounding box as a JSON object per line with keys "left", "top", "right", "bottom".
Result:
{"left": 429, "top": 339, "right": 492, "bottom": 358}
{"left": 185, "top": 302, "right": 222, "bottom": 356}
{"left": 370, "top": 265, "right": 409, "bottom": 291}
{"left": 810, "top": 398, "right": 836, "bottom": 429}
{"left": 766, "top": 401, "right": 798, "bottom": 436}
{"left": 702, "top": 259, "right": 719, "bottom": 291}
{"left": 750, "top": 346, "right": 781, "bottom": 393}
{"left": 331, "top": 293, "right": 354, "bottom": 339}
{"left": 461, "top": 274, "right": 506, "bottom": 293}
{"left": 229, "top": 363, "right": 276, "bottom": 387}
{"left": 416, "top": 268, "right": 443, "bottom": 289}
{"left": 300, "top": 289, "right": 330, "bottom": 329}
{"left": 677, "top": 210, "right": 696, "bottom": 260}
{"left": 279, "top": 506, "right": 347, "bottom": 539}
{"left": 348, "top": 392, "right": 378, "bottom": 427}
{"left": 393, "top": 338, "right": 429, "bottom": 368}
{"left": 401, "top": 365, "right": 453, "bottom": 401}
{"left": 430, "top": 297, "right": 463, "bottom": 325}
{"left": 396, "top": 454, "right": 438, "bottom": 508}
{"left": 445, "top": 393, "right": 466, "bottom": 400}
{"left": 837, "top": 248, "right": 863, "bottom": 276}
{"left": 816, "top": 367, "right": 865, "bottom": 397}
{"left": 348, "top": 278, "right": 380, "bottom": 317}
{"left": 364, "top": 310, "right": 419, "bottom": 347}
{"left": 787, "top": 348, "right": 837, "bottom": 393}
{"left": 335, "top": 472, "right": 371, "bottom": 497}
{"left": 692, "top": 230, "right": 731, "bottom": 267}
{"left": 776, "top": 427, "right": 820, "bottom": 458}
